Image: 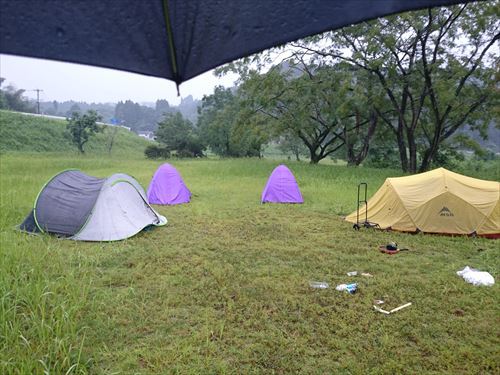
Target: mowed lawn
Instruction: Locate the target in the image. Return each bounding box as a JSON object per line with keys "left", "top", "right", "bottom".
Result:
{"left": 1, "top": 154, "right": 498, "bottom": 374}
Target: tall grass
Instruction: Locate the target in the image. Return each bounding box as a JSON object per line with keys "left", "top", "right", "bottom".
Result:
{"left": 1, "top": 236, "right": 93, "bottom": 374}
{"left": 1, "top": 153, "right": 499, "bottom": 373}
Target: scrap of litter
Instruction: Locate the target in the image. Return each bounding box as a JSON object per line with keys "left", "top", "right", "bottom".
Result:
{"left": 373, "top": 302, "right": 412, "bottom": 315}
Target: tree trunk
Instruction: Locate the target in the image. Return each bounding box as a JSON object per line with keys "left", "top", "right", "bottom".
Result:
{"left": 309, "top": 152, "right": 320, "bottom": 164}
{"left": 308, "top": 144, "right": 321, "bottom": 164}
{"left": 294, "top": 149, "right": 300, "bottom": 161}
{"left": 396, "top": 120, "right": 408, "bottom": 172}
{"left": 419, "top": 142, "right": 440, "bottom": 172}
{"left": 346, "top": 110, "right": 378, "bottom": 166}
{"left": 107, "top": 127, "right": 119, "bottom": 155}
{"left": 407, "top": 130, "right": 417, "bottom": 174}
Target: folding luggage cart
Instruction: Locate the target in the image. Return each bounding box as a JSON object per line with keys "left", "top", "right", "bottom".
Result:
{"left": 353, "top": 182, "right": 380, "bottom": 230}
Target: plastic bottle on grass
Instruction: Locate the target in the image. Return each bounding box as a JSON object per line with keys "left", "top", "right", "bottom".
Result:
{"left": 309, "top": 281, "right": 329, "bottom": 289}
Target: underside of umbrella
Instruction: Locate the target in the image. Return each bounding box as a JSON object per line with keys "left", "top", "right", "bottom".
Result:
{"left": 0, "top": 0, "right": 473, "bottom": 85}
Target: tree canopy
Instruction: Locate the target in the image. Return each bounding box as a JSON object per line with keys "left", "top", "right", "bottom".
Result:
{"left": 288, "top": 2, "right": 499, "bottom": 172}
{"left": 66, "top": 110, "right": 102, "bottom": 153}
{"left": 197, "top": 86, "right": 268, "bottom": 157}
{"left": 217, "top": 1, "right": 499, "bottom": 171}
{"left": 0, "top": 78, "right": 35, "bottom": 113}
{"left": 155, "top": 112, "right": 204, "bottom": 157}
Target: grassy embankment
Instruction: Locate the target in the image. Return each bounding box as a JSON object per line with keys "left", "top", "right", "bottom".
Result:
{"left": 0, "top": 110, "right": 150, "bottom": 156}
{"left": 0, "top": 110, "right": 499, "bottom": 373}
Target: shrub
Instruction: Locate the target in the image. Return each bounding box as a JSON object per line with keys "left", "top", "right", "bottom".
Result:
{"left": 364, "top": 146, "right": 400, "bottom": 169}
{"left": 144, "top": 144, "right": 171, "bottom": 159}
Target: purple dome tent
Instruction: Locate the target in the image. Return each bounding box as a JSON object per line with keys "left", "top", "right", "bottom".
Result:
{"left": 261, "top": 165, "right": 303, "bottom": 204}
{"left": 147, "top": 163, "right": 191, "bottom": 205}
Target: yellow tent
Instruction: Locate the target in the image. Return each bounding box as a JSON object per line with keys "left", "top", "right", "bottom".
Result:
{"left": 345, "top": 168, "right": 500, "bottom": 237}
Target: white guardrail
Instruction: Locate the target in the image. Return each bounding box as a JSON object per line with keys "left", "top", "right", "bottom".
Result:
{"left": 16, "top": 111, "right": 132, "bottom": 131}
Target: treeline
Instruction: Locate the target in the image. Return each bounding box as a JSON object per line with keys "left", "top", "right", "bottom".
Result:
{"left": 150, "top": 2, "right": 498, "bottom": 173}
{"left": 41, "top": 101, "right": 115, "bottom": 121}
{"left": 40, "top": 96, "right": 199, "bottom": 133}
{"left": 0, "top": 78, "right": 200, "bottom": 133}
{"left": 114, "top": 96, "right": 198, "bottom": 132}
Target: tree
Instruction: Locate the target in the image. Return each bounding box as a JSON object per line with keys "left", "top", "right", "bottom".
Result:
{"left": 362, "top": 125, "right": 400, "bottom": 169}
{"left": 0, "top": 78, "right": 36, "bottom": 113}
{"left": 290, "top": 2, "right": 499, "bottom": 172}
{"left": 197, "top": 86, "right": 268, "bottom": 157}
{"left": 66, "top": 110, "right": 102, "bottom": 153}
{"left": 335, "top": 66, "right": 382, "bottom": 166}
{"left": 155, "top": 99, "right": 173, "bottom": 122}
{"left": 155, "top": 112, "right": 204, "bottom": 157}
{"left": 115, "top": 100, "right": 157, "bottom": 132}
{"left": 277, "top": 131, "right": 308, "bottom": 161}
{"left": 65, "top": 103, "right": 81, "bottom": 117}
{"left": 0, "top": 78, "right": 7, "bottom": 109}
{"left": 44, "top": 100, "right": 59, "bottom": 116}
{"left": 106, "top": 126, "right": 119, "bottom": 155}
{"left": 155, "top": 99, "right": 171, "bottom": 115}
{"left": 198, "top": 87, "right": 236, "bottom": 156}
{"left": 177, "top": 95, "right": 199, "bottom": 123}
{"left": 236, "top": 62, "right": 379, "bottom": 164}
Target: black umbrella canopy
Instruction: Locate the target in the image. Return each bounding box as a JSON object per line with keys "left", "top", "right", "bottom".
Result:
{"left": 0, "top": 0, "right": 472, "bottom": 86}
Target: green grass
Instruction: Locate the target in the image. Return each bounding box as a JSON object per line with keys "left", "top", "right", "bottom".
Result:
{"left": 1, "top": 154, "right": 499, "bottom": 374}
{"left": 0, "top": 110, "right": 150, "bottom": 156}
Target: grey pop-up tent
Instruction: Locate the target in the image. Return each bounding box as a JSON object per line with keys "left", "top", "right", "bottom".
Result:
{"left": 20, "top": 170, "right": 167, "bottom": 241}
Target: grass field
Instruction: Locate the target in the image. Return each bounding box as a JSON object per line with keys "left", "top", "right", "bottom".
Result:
{"left": 1, "top": 153, "right": 499, "bottom": 374}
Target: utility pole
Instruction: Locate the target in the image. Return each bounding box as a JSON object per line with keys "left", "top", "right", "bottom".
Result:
{"left": 31, "top": 89, "right": 43, "bottom": 114}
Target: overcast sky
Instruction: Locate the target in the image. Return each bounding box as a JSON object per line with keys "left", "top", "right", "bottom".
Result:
{"left": 0, "top": 54, "right": 238, "bottom": 105}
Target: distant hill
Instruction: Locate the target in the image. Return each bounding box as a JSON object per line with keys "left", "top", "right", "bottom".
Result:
{"left": 0, "top": 110, "right": 151, "bottom": 156}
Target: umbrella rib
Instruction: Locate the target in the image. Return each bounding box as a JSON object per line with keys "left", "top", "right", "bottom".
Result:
{"left": 161, "top": 0, "right": 180, "bottom": 90}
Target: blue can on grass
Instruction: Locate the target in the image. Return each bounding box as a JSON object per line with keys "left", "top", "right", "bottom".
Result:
{"left": 346, "top": 283, "right": 357, "bottom": 294}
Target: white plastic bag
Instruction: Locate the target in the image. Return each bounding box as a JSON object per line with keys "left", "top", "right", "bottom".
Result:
{"left": 456, "top": 266, "right": 495, "bottom": 286}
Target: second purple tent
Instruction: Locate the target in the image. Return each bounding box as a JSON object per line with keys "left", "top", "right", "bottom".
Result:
{"left": 261, "top": 164, "right": 303, "bottom": 204}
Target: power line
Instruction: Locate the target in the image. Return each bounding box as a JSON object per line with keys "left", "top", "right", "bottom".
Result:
{"left": 30, "top": 89, "right": 43, "bottom": 114}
